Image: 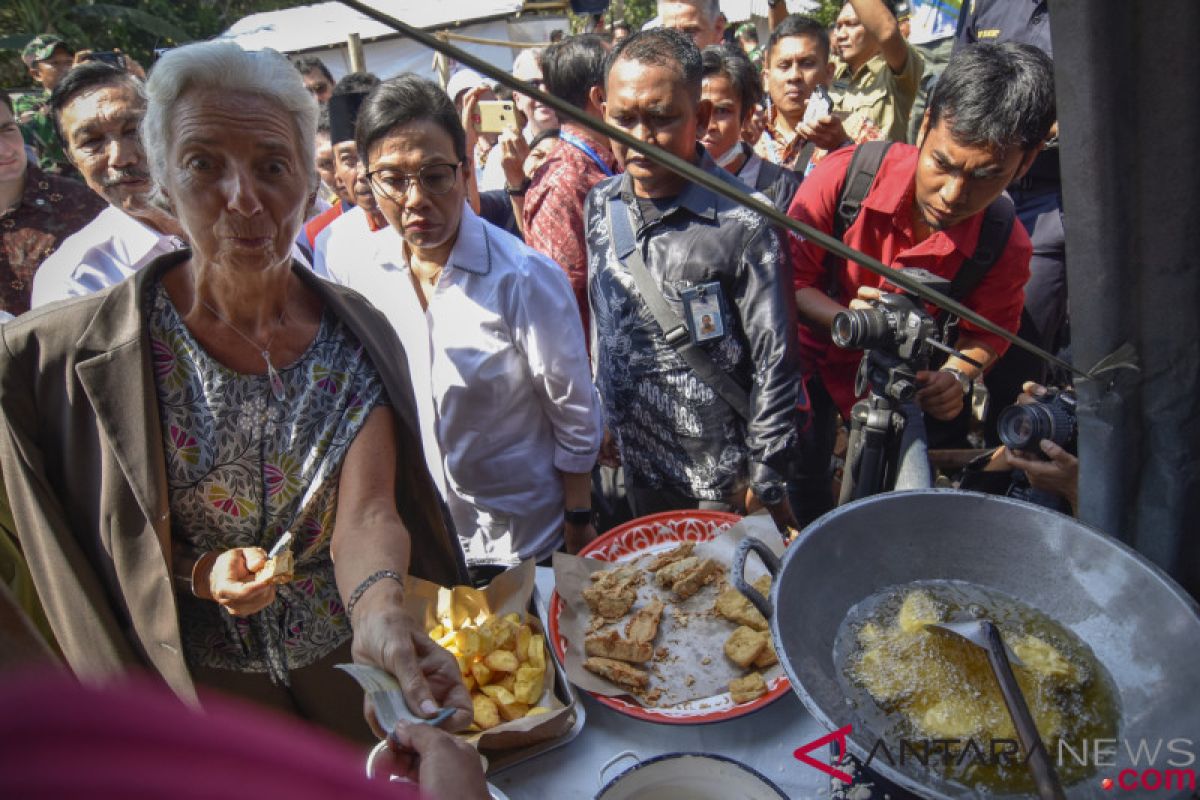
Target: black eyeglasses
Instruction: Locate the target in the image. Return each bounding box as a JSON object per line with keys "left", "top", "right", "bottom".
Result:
{"left": 367, "top": 162, "right": 461, "bottom": 200}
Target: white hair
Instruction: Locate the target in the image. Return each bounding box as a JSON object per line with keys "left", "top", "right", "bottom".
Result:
{"left": 512, "top": 47, "right": 544, "bottom": 80}
{"left": 658, "top": 0, "right": 721, "bottom": 22}
{"left": 141, "top": 41, "right": 319, "bottom": 197}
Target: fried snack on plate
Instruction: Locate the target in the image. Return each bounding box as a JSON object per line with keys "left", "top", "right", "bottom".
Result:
{"left": 643, "top": 542, "right": 696, "bottom": 572}
{"left": 724, "top": 625, "right": 767, "bottom": 668}
{"left": 654, "top": 556, "right": 699, "bottom": 588}
{"left": 585, "top": 629, "right": 653, "bottom": 663}
{"left": 714, "top": 585, "right": 768, "bottom": 631}
{"left": 625, "top": 598, "right": 665, "bottom": 644}
{"left": 753, "top": 637, "right": 778, "bottom": 669}
{"left": 584, "top": 656, "right": 650, "bottom": 692}
{"left": 671, "top": 558, "right": 724, "bottom": 600}
{"left": 729, "top": 671, "right": 768, "bottom": 703}
{"left": 257, "top": 550, "right": 294, "bottom": 585}
{"left": 583, "top": 565, "right": 642, "bottom": 620}
{"left": 752, "top": 574, "right": 771, "bottom": 595}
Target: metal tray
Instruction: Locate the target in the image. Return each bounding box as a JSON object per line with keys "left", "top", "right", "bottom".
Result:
{"left": 484, "top": 583, "right": 586, "bottom": 775}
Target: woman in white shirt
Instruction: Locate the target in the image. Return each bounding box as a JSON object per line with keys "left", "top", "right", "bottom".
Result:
{"left": 341, "top": 74, "right": 603, "bottom": 570}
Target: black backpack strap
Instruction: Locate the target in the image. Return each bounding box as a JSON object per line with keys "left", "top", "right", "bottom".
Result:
{"left": 937, "top": 192, "right": 1017, "bottom": 349}
{"left": 792, "top": 140, "right": 818, "bottom": 176}
{"left": 822, "top": 140, "right": 893, "bottom": 298}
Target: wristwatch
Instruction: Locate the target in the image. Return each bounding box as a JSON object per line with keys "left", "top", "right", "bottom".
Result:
{"left": 505, "top": 177, "right": 531, "bottom": 197}
{"left": 564, "top": 507, "right": 594, "bottom": 526}
{"left": 940, "top": 366, "right": 972, "bottom": 395}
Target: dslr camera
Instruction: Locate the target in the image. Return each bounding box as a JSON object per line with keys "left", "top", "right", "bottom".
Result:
{"left": 997, "top": 387, "right": 1077, "bottom": 457}
{"left": 831, "top": 268, "right": 948, "bottom": 365}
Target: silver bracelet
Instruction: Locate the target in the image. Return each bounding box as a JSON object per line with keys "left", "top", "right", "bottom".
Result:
{"left": 346, "top": 569, "right": 405, "bottom": 620}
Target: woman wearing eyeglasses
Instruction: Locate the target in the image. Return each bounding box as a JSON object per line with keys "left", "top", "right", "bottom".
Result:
{"left": 344, "top": 74, "right": 603, "bottom": 578}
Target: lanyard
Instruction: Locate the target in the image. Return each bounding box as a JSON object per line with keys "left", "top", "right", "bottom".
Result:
{"left": 560, "top": 131, "right": 615, "bottom": 177}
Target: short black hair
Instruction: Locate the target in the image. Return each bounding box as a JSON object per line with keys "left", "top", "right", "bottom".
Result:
{"left": 0, "top": 90, "right": 12, "bottom": 116}
{"left": 766, "top": 14, "right": 830, "bottom": 63}
{"left": 356, "top": 73, "right": 466, "bottom": 169}
{"left": 542, "top": 33, "right": 608, "bottom": 111}
{"left": 333, "top": 71, "right": 381, "bottom": 97}
{"left": 927, "top": 42, "right": 1055, "bottom": 153}
{"left": 701, "top": 44, "right": 761, "bottom": 121}
{"left": 606, "top": 27, "right": 703, "bottom": 100}
{"left": 48, "top": 61, "right": 140, "bottom": 147}
{"left": 293, "top": 56, "right": 334, "bottom": 85}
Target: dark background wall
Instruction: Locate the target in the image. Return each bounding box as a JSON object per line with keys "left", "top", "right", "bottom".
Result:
{"left": 1053, "top": 1, "right": 1200, "bottom": 597}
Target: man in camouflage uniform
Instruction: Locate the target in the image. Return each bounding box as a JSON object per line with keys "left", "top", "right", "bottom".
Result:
{"left": 15, "top": 34, "right": 77, "bottom": 178}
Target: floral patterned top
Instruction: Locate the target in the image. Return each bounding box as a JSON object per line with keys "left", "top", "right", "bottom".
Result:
{"left": 149, "top": 282, "right": 385, "bottom": 681}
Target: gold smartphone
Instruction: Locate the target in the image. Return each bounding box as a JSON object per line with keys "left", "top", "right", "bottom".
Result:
{"left": 475, "top": 100, "right": 516, "bottom": 134}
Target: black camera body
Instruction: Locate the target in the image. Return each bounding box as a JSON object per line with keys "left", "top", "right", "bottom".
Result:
{"left": 831, "top": 268, "right": 949, "bottom": 363}
{"left": 997, "top": 387, "right": 1077, "bottom": 456}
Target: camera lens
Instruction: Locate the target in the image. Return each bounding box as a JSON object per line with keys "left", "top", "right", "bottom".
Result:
{"left": 832, "top": 308, "right": 892, "bottom": 350}
{"left": 997, "top": 400, "right": 1075, "bottom": 453}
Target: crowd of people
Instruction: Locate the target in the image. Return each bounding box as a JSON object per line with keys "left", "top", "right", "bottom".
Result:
{"left": 0, "top": 1, "right": 1077, "bottom": 797}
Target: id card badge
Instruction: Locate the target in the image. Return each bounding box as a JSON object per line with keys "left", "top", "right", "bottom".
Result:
{"left": 681, "top": 281, "right": 728, "bottom": 344}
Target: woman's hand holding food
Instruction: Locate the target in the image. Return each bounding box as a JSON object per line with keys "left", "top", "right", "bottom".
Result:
{"left": 196, "top": 547, "right": 278, "bottom": 617}
{"left": 350, "top": 580, "right": 474, "bottom": 733}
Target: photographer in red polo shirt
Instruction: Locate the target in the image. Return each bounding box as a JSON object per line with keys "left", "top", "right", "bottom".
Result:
{"left": 787, "top": 43, "right": 1056, "bottom": 516}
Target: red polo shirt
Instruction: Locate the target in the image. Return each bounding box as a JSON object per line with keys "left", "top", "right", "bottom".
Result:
{"left": 787, "top": 143, "right": 1032, "bottom": 419}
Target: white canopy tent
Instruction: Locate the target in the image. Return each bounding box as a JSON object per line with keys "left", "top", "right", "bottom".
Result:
{"left": 218, "top": 1, "right": 566, "bottom": 83}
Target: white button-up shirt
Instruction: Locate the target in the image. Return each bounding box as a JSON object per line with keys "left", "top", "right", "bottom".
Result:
{"left": 31, "top": 205, "right": 185, "bottom": 309}
{"left": 334, "top": 204, "right": 603, "bottom": 564}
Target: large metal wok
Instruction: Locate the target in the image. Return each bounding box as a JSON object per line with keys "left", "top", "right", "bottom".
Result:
{"left": 733, "top": 490, "right": 1200, "bottom": 799}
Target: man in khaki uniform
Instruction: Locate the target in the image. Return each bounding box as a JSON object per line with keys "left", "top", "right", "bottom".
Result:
{"left": 831, "top": 0, "right": 924, "bottom": 142}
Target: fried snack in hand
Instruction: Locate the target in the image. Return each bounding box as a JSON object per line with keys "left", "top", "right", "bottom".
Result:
{"left": 585, "top": 629, "right": 653, "bottom": 663}
{"left": 724, "top": 625, "right": 767, "bottom": 668}
{"left": 257, "top": 550, "right": 294, "bottom": 585}
{"left": 584, "top": 656, "right": 650, "bottom": 692}
{"left": 643, "top": 542, "right": 695, "bottom": 572}
{"left": 729, "top": 671, "right": 768, "bottom": 703}
{"left": 625, "top": 598, "right": 665, "bottom": 644}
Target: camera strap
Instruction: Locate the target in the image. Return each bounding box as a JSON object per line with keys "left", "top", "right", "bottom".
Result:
{"left": 605, "top": 196, "right": 753, "bottom": 421}
{"left": 823, "top": 140, "right": 894, "bottom": 299}
{"left": 937, "top": 194, "right": 1017, "bottom": 346}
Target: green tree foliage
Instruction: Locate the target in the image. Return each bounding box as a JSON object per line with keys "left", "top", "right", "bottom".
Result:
{"left": 810, "top": 0, "right": 845, "bottom": 27}
{"left": 1, "top": 0, "right": 294, "bottom": 89}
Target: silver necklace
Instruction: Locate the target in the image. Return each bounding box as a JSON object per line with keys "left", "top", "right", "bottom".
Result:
{"left": 199, "top": 294, "right": 289, "bottom": 402}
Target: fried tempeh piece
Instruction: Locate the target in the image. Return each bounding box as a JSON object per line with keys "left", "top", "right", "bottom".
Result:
{"left": 724, "top": 625, "right": 768, "bottom": 668}
{"left": 584, "top": 656, "right": 650, "bottom": 691}
{"left": 671, "top": 558, "right": 724, "bottom": 600}
{"left": 584, "top": 565, "right": 643, "bottom": 620}
{"left": 585, "top": 629, "right": 653, "bottom": 663}
{"left": 753, "top": 637, "right": 778, "bottom": 669}
{"left": 729, "top": 671, "right": 768, "bottom": 703}
{"left": 643, "top": 542, "right": 696, "bottom": 572}
{"left": 714, "top": 586, "right": 768, "bottom": 631}
{"left": 654, "top": 556, "right": 699, "bottom": 587}
{"left": 625, "top": 598, "right": 665, "bottom": 644}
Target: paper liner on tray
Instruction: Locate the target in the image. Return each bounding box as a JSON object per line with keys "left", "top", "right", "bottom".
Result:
{"left": 404, "top": 560, "right": 575, "bottom": 751}
{"left": 553, "top": 514, "right": 786, "bottom": 708}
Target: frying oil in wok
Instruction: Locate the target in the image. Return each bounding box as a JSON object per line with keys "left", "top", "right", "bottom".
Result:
{"left": 833, "top": 580, "right": 1119, "bottom": 795}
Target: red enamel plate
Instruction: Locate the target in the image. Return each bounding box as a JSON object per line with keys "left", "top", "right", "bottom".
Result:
{"left": 548, "top": 510, "right": 791, "bottom": 724}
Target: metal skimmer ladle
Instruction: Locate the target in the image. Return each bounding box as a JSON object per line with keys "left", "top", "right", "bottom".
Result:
{"left": 925, "top": 619, "right": 1066, "bottom": 800}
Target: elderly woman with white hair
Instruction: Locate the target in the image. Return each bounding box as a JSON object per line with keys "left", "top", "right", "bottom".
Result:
{"left": 0, "top": 41, "right": 475, "bottom": 748}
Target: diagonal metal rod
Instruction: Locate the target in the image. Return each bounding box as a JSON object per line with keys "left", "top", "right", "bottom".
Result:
{"left": 335, "top": 0, "right": 1088, "bottom": 380}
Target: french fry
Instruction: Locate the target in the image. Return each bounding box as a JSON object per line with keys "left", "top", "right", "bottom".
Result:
{"left": 484, "top": 649, "right": 520, "bottom": 673}
{"left": 456, "top": 628, "right": 480, "bottom": 658}
{"left": 528, "top": 634, "right": 546, "bottom": 669}
{"left": 517, "top": 624, "right": 532, "bottom": 656}
{"left": 480, "top": 684, "right": 517, "bottom": 706}
{"left": 526, "top": 706, "right": 550, "bottom": 716}
{"left": 473, "top": 694, "right": 500, "bottom": 730}
{"left": 514, "top": 664, "right": 544, "bottom": 705}
{"left": 471, "top": 660, "right": 492, "bottom": 687}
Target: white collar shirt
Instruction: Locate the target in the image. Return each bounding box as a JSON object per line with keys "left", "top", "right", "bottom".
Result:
{"left": 337, "top": 204, "right": 603, "bottom": 565}
{"left": 314, "top": 205, "right": 383, "bottom": 283}
{"left": 31, "top": 205, "right": 184, "bottom": 309}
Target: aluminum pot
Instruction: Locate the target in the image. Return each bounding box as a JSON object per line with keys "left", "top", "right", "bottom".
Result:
{"left": 732, "top": 489, "right": 1200, "bottom": 799}
{"left": 595, "top": 750, "right": 788, "bottom": 800}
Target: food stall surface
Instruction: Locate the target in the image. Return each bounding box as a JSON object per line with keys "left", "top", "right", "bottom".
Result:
{"left": 488, "top": 568, "right": 831, "bottom": 798}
